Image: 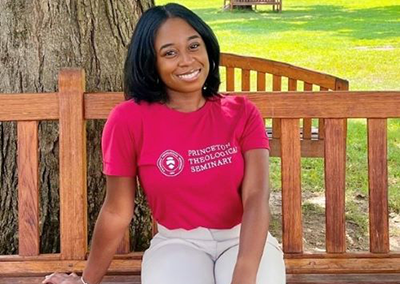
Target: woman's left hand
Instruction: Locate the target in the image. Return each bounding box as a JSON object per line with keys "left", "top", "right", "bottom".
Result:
{"left": 42, "top": 272, "right": 82, "bottom": 284}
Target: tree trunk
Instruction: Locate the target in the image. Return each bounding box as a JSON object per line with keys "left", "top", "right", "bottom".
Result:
{"left": 0, "top": 0, "right": 154, "bottom": 255}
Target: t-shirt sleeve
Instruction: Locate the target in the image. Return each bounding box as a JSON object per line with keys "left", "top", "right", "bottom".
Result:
{"left": 101, "top": 105, "right": 137, "bottom": 177}
{"left": 240, "top": 97, "right": 270, "bottom": 153}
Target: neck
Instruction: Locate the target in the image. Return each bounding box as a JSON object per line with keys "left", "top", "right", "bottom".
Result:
{"left": 166, "top": 91, "right": 206, "bottom": 112}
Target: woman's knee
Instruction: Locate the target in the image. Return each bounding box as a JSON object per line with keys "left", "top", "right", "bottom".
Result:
{"left": 141, "top": 242, "right": 215, "bottom": 284}
{"left": 214, "top": 236, "right": 286, "bottom": 284}
{"left": 214, "top": 245, "right": 239, "bottom": 284}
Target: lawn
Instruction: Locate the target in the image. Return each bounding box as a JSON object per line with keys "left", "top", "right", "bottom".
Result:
{"left": 155, "top": 0, "right": 400, "bottom": 215}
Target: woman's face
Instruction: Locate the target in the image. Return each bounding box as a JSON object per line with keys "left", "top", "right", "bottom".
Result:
{"left": 154, "top": 17, "right": 210, "bottom": 98}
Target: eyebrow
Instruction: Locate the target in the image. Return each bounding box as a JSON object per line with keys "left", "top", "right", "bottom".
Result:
{"left": 159, "top": 35, "right": 201, "bottom": 52}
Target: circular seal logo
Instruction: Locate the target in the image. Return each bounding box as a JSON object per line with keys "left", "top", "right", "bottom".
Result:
{"left": 157, "top": 150, "right": 184, "bottom": 177}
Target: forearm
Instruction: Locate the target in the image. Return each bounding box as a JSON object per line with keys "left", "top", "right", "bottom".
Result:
{"left": 82, "top": 207, "right": 132, "bottom": 284}
{"left": 233, "top": 196, "right": 270, "bottom": 281}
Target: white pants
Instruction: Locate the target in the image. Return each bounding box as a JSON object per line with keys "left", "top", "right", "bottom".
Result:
{"left": 141, "top": 223, "right": 286, "bottom": 284}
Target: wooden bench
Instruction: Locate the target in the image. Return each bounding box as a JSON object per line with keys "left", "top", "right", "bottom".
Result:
{"left": 0, "top": 68, "right": 399, "bottom": 282}
{"left": 224, "top": 0, "right": 283, "bottom": 12}
{"left": 220, "top": 53, "right": 349, "bottom": 158}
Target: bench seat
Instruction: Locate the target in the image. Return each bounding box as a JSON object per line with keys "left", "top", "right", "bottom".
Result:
{"left": 1, "top": 274, "right": 399, "bottom": 284}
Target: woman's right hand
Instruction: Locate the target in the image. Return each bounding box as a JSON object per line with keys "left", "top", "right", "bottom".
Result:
{"left": 42, "top": 272, "right": 83, "bottom": 284}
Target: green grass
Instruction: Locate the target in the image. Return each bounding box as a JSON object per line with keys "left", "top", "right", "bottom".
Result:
{"left": 156, "top": 0, "right": 400, "bottom": 211}
{"left": 157, "top": 0, "right": 399, "bottom": 90}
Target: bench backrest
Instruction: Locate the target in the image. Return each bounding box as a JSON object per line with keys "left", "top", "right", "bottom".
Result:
{"left": 220, "top": 53, "right": 349, "bottom": 157}
{"left": 0, "top": 69, "right": 399, "bottom": 276}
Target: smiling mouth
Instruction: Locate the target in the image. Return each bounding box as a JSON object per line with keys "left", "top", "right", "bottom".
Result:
{"left": 177, "top": 69, "right": 201, "bottom": 80}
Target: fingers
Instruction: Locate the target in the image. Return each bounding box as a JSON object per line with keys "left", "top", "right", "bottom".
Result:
{"left": 42, "top": 272, "right": 81, "bottom": 284}
{"left": 42, "top": 272, "right": 61, "bottom": 284}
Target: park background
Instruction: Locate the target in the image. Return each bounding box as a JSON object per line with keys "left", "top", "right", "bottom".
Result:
{"left": 155, "top": 0, "right": 400, "bottom": 251}
{"left": 0, "top": 0, "right": 398, "bottom": 256}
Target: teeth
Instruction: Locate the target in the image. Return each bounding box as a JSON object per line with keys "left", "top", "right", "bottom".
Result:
{"left": 178, "top": 69, "right": 200, "bottom": 79}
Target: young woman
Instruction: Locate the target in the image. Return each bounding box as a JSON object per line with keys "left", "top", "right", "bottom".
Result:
{"left": 43, "top": 3, "right": 286, "bottom": 284}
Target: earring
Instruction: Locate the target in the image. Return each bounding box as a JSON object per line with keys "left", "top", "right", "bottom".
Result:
{"left": 211, "top": 61, "right": 216, "bottom": 70}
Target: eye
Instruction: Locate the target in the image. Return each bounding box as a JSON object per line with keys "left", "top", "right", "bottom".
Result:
{"left": 189, "top": 42, "right": 200, "bottom": 50}
{"left": 164, "top": 50, "right": 177, "bottom": 57}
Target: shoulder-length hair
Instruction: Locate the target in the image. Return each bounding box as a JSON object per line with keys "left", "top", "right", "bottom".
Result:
{"left": 124, "top": 3, "right": 221, "bottom": 103}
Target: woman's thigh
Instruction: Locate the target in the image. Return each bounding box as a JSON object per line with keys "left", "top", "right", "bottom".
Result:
{"left": 141, "top": 239, "right": 215, "bottom": 284}
{"left": 214, "top": 235, "right": 286, "bottom": 284}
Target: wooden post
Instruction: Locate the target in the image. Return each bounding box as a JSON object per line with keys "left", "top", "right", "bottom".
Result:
{"left": 368, "top": 119, "right": 389, "bottom": 253}
{"left": 58, "top": 69, "right": 87, "bottom": 260}
{"left": 281, "top": 118, "right": 303, "bottom": 253}
{"left": 324, "top": 119, "right": 346, "bottom": 253}
{"left": 17, "top": 121, "right": 40, "bottom": 256}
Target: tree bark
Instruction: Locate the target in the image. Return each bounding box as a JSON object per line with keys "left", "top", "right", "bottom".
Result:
{"left": 0, "top": 0, "right": 154, "bottom": 255}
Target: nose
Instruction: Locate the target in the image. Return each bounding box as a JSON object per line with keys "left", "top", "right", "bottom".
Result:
{"left": 178, "top": 51, "right": 194, "bottom": 66}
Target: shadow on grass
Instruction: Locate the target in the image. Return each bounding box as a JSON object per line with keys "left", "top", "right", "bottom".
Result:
{"left": 193, "top": 5, "right": 400, "bottom": 40}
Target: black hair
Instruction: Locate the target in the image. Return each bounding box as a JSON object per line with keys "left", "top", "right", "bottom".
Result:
{"left": 124, "top": 3, "right": 221, "bottom": 103}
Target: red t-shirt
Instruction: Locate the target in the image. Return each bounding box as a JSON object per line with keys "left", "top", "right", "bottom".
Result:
{"left": 101, "top": 94, "right": 269, "bottom": 230}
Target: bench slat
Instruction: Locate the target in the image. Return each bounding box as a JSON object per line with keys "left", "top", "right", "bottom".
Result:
{"left": 0, "top": 275, "right": 142, "bottom": 284}
{"left": 302, "top": 83, "right": 313, "bottom": 140}
{"left": 269, "top": 139, "right": 324, "bottom": 158}
{"left": 272, "top": 75, "right": 282, "bottom": 139}
{"left": 289, "top": 78, "right": 297, "bottom": 92}
{"left": 17, "top": 121, "right": 40, "bottom": 256}
{"left": 84, "top": 92, "right": 400, "bottom": 119}
{"left": 59, "top": 69, "right": 87, "bottom": 260}
{"left": 1, "top": 257, "right": 400, "bottom": 276}
{"left": 0, "top": 93, "right": 58, "bottom": 121}
{"left": 287, "top": 274, "right": 400, "bottom": 283}
{"left": 2, "top": 274, "right": 400, "bottom": 284}
{"left": 248, "top": 92, "right": 400, "bottom": 118}
{"left": 281, "top": 119, "right": 303, "bottom": 253}
{"left": 256, "top": 72, "right": 266, "bottom": 91}
{"left": 241, "top": 69, "right": 250, "bottom": 91}
{"left": 0, "top": 259, "right": 142, "bottom": 276}
{"left": 226, "top": 67, "right": 235, "bottom": 92}
{"left": 318, "top": 86, "right": 329, "bottom": 139}
{"left": 368, "top": 119, "right": 389, "bottom": 253}
{"left": 286, "top": 257, "right": 400, "bottom": 274}
{"left": 324, "top": 119, "right": 346, "bottom": 253}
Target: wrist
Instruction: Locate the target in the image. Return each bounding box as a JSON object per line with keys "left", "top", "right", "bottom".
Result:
{"left": 80, "top": 276, "right": 90, "bottom": 284}
{"left": 235, "top": 259, "right": 258, "bottom": 273}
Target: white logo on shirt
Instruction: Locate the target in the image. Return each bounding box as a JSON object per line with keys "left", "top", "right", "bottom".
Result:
{"left": 188, "top": 142, "right": 238, "bottom": 173}
{"left": 157, "top": 150, "right": 184, "bottom": 177}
